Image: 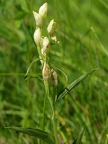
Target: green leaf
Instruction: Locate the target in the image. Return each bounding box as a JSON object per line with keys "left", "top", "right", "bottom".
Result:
{"left": 72, "top": 128, "right": 84, "bottom": 144}
{"left": 76, "top": 128, "right": 84, "bottom": 144}
{"left": 24, "top": 58, "right": 40, "bottom": 78}
{"left": 54, "top": 65, "right": 68, "bottom": 84}
{"left": 6, "top": 127, "right": 55, "bottom": 144}
{"left": 56, "top": 69, "right": 97, "bottom": 103}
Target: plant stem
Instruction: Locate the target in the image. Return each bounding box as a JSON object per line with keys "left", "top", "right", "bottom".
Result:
{"left": 38, "top": 42, "right": 58, "bottom": 143}
{"left": 40, "top": 80, "right": 49, "bottom": 144}
{"left": 41, "top": 80, "right": 49, "bottom": 130}
{"left": 52, "top": 110, "right": 59, "bottom": 144}
{"left": 42, "top": 80, "right": 59, "bottom": 144}
{"left": 37, "top": 45, "right": 45, "bottom": 64}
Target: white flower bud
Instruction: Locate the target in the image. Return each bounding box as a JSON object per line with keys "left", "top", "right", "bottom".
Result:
{"left": 43, "top": 37, "right": 50, "bottom": 48}
{"left": 41, "top": 37, "right": 50, "bottom": 55}
{"left": 42, "top": 63, "right": 51, "bottom": 80}
{"left": 39, "top": 3, "right": 48, "bottom": 19}
{"left": 47, "top": 19, "right": 57, "bottom": 35}
{"left": 51, "top": 69, "right": 58, "bottom": 87}
{"left": 33, "top": 11, "right": 43, "bottom": 27}
{"left": 34, "top": 28, "right": 41, "bottom": 45}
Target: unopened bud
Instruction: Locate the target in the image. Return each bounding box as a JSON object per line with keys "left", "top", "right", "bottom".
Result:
{"left": 34, "top": 28, "right": 41, "bottom": 45}
{"left": 43, "top": 37, "right": 50, "bottom": 48}
{"left": 51, "top": 69, "right": 58, "bottom": 87}
{"left": 42, "top": 63, "right": 51, "bottom": 80}
{"left": 47, "top": 19, "right": 57, "bottom": 35}
{"left": 41, "top": 37, "right": 50, "bottom": 55}
{"left": 33, "top": 11, "right": 43, "bottom": 27}
{"left": 39, "top": 3, "right": 48, "bottom": 19}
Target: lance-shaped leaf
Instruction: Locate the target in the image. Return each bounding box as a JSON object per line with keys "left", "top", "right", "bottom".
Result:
{"left": 56, "top": 69, "right": 97, "bottom": 103}
{"left": 24, "top": 58, "right": 40, "bottom": 78}
{"left": 6, "top": 127, "right": 55, "bottom": 144}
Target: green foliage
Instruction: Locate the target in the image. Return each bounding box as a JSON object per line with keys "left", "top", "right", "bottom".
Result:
{"left": 72, "top": 128, "right": 84, "bottom": 144}
{"left": 56, "top": 69, "right": 96, "bottom": 103}
{"left": 0, "top": 0, "right": 108, "bottom": 144}
{"left": 6, "top": 127, "right": 55, "bottom": 144}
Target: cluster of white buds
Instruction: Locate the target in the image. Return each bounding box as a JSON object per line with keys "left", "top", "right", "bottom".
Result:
{"left": 33, "top": 3, "right": 58, "bottom": 87}
{"left": 33, "top": 3, "right": 48, "bottom": 28}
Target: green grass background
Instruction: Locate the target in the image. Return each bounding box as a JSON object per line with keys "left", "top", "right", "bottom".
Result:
{"left": 0, "top": 0, "right": 108, "bottom": 143}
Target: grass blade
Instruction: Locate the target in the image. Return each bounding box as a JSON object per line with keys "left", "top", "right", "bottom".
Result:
{"left": 76, "top": 128, "right": 84, "bottom": 144}
{"left": 56, "top": 69, "right": 97, "bottom": 103}
{"left": 6, "top": 127, "right": 55, "bottom": 144}
{"left": 24, "top": 58, "right": 40, "bottom": 78}
{"left": 72, "top": 128, "right": 84, "bottom": 144}
{"left": 99, "top": 0, "right": 108, "bottom": 9}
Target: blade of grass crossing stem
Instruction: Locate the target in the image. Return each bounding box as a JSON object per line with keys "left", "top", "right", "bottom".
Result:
{"left": 76, "top": 128, "right": 84, "bottom": 144}
{"left": 6, "top": 127, "right": 55, "bottom": 144}
{"left": 72, "top": 128, "right": 84, "bottom": 144}
{"left": 56, "top": 69, "right": 97, "bottom": 103}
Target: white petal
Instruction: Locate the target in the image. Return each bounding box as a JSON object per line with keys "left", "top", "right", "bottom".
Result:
{"left": 47, "top": 19, "right": 56, "bottom": 35}
{"left": 34, "top": 28, "right": 41, "bottom": 45}
{"left": 33, "top": 11, "right": 43, "bottom": 27}
{"left": 39, "top": 3, "right": 48, "bottom": 19}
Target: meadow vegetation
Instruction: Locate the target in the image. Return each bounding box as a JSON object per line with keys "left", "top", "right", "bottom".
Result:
{"left": 0, "top": 0, "right": 108, "bottom": 144}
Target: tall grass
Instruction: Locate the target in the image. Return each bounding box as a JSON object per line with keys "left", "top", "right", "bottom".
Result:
{"left": 0, "top": 0, "right": 108, "bottom": 143}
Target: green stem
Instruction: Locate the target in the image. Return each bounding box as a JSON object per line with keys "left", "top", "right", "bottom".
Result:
{"left": 41, "top": 80, "right": 49, "bottom": 130}
{"left": 37, "top": 42, "right": 58, "bottom": 143}
{"left": 51, "top": 86, "right": 58, "bottom": 144}
{"left": 37, "top": 45, "right": 45, "bottom": 62}
{"left": 37, "top": 43, "right": 48, "bottom": 144}
{"left": 40, "top": 80, "right": 49, "bottom": 144}
{"left": 52, "top": 109, "right": 59, "bottom": 144}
